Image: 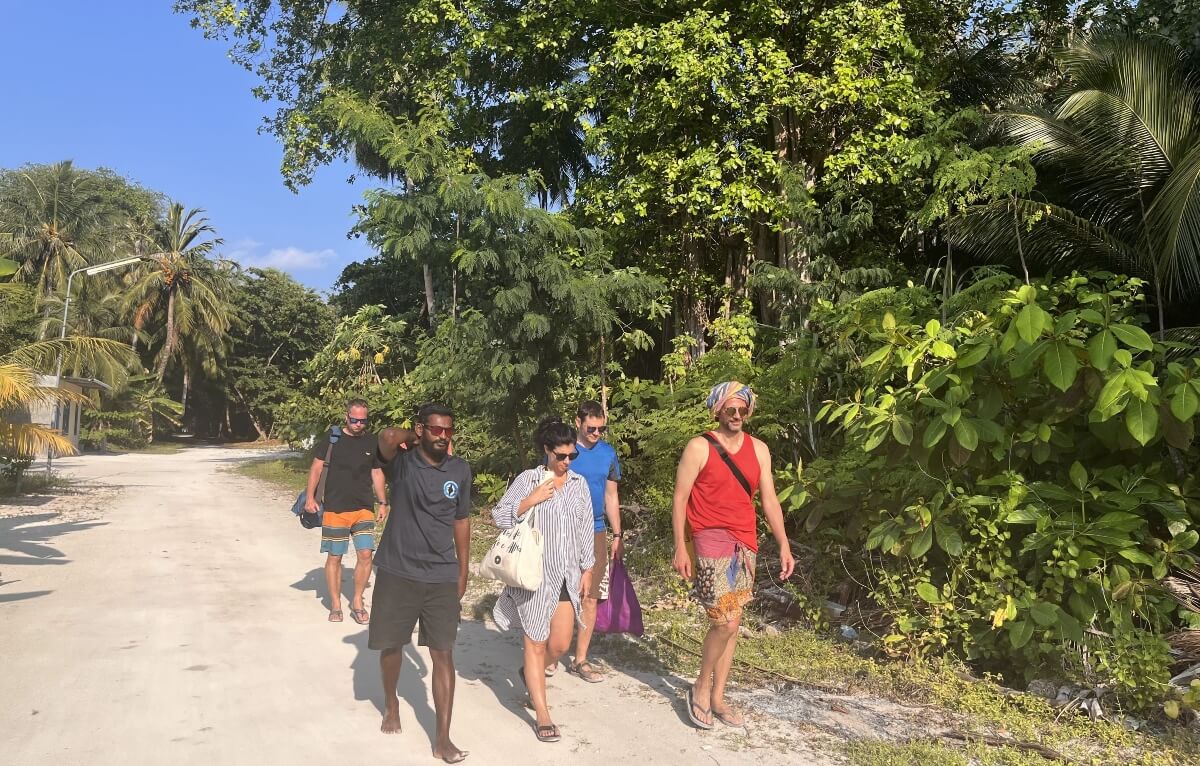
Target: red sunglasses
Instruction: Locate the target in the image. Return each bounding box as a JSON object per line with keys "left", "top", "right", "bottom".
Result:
{"left": 423, "top": 424, "right": 455, "bottom": 438}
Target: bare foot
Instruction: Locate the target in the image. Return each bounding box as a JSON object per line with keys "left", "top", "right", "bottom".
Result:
{"left": 433, "top": 740, "right": 468, "bottom": 763}
{"left": 381, "top": 707, "right": 401, "bottom": 734}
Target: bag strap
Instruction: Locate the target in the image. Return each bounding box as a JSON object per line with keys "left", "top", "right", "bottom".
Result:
{"left": 701, "top": 433, "right": 753, "bottom": 499}
{"left": 315, "top": 426, "right": 342, "bottom": 505}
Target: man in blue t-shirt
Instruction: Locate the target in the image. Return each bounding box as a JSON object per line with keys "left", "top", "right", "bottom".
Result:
{"left": 561, "top": 399, "right": 622, "bottom": 683}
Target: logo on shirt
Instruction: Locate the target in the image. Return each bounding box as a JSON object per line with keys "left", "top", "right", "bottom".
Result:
{"left": 443, "top": 481, "right": 459, "bottom": 499}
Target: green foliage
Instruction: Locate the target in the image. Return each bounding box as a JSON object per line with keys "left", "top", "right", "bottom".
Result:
{"left": 795, "top": 274, "right": 1200, "bottom": 707}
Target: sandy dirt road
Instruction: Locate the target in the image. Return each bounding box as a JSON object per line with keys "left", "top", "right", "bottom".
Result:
{"left": 0, "top": 448, "right": 832, "bottom": 766}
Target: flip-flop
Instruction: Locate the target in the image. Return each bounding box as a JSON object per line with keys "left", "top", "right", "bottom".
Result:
{"left": 534, "top": 723, "right": 561, "bottom": 742}
{"left": 686, "top": 686, "right": 714, "bottom": 730}
{"left": 713, "top": 707, "right": 745, "bottom": 726}
{"left": 328, "top": 609, "right": 344, "bottom": 622}
{"left": 544, "top": 663, "right": 558, "bottom": 677}
{"left": 350, "top": 607, "right": 370, "bottom": 625}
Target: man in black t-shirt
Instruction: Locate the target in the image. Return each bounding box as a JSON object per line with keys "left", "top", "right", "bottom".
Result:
{"left": 370, "top": 402, "right": 471, "bottom": 764}
{"left": 304, "top": 399, "right": 387, "bottom": 625}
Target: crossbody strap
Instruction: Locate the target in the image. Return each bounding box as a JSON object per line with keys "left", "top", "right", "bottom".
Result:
{"left": 701, "top": 432, "right": 753, "bottom": 498}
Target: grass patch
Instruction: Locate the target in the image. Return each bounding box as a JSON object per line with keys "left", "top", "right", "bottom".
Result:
{"left": 235, "top": 454, "right": 309, "bottom": 491}
{"left": 0, "top": 471, "right": 72, "bottom": 498}
{"left": 844, "top": 740, "right": 1055, "bottom": 766}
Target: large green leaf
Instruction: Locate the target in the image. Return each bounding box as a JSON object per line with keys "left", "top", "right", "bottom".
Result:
{"left": 1008, "top": 620, "right": 1034, "bottom": 649}
{"left": 1042, "top": 341, "right": 1079, "bottom": 391}
{"left": 1124, "top": 396, "right": 1159, "bottom": 445}
{"left": 910, "top": 525, "right": 933, "bottom": 558}
{"left": 1014, "top": 303, "right": 1045, "bottom": 344}
{"left": 935, "top": 523, "right": 963, "bottom": 556}
{"left": 1110, "top": 323, "right": 1155, "bottom": 351}
{"left": 953, "top": 418, "right": 979, "bottom": 451}
{"left": 0, "top": 257, "right": 18, "bottom": 278}
{"left": 1087, "top": 330, "right": 1117, "bottom": 369}
{"left": 1170, "top": 383, "right": 1200, "bottom": 421}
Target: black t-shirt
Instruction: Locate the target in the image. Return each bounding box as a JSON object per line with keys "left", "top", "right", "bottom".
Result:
{"left": 313, "top": 429, "right": 378, "bottom": 513}
{"left": 375, "top": 448, "right": 473, "bottom": 584}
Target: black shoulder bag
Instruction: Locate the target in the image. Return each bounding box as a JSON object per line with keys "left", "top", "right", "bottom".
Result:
{"left": 299, "top": 426, "right": 342, "bottom": 529}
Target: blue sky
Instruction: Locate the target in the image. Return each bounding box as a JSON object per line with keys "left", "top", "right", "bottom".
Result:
{"left": 0, "top": 2, "right": 377, "bottom": 293}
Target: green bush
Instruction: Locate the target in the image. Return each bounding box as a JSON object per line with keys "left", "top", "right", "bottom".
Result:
{"left": 791, "top": 274, "right": 1200, "bottom": 709}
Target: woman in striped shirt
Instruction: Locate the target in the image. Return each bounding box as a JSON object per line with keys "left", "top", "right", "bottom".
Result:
{"left": 492, "top": 418, "right": 596, "bottom": 743}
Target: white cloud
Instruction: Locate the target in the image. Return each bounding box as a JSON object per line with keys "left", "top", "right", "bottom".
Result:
{"left": 228, "top": 241, "right": 334, "bottom": 271}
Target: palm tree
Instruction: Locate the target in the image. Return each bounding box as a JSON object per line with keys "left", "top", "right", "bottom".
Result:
{"left": 0, "top": 161, "right": 114, "bottom": 304}
{"left": 122, "top": 203, "right": 232, "bottom": 395}
{"left": 947, "top": 32, "right": 1200, "bottom": 330}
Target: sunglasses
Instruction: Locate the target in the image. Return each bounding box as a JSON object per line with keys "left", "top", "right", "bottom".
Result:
{"left": 348, "top": 417, "right": 368, "bottom": 425}
{"left": 551, "top": 451, "right": 580, "bottom": 462}
{"left": 423, "top": 424, "right": 455, "bottom": 438}
{"left": 585, "top": 425, "right": 608, "bottom": 435}
{"left": 721, "top": 406, "right": 750, "bottom": 418}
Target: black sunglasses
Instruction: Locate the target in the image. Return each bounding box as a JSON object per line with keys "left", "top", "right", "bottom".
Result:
{"left": 552, "top": 451, "right": 580, "bottom": 462}
{"left": 348, "top": 416, "right": 368, "bottom": 425}
{"left": 585, "top": 425, "right": 608, "bottom": 435}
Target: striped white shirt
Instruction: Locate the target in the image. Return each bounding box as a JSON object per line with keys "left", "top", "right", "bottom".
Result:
{"left": 491, "top": 468, "right": 596, "bottom": 641}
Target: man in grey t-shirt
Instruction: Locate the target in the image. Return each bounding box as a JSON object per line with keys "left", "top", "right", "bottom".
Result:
{"left": 370, "top": 403, "right": 471, "bottom": 764}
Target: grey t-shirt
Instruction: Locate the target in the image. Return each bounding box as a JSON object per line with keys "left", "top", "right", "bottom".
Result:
{"left": 376, "top": 447, "right": 473, "bottom": 584}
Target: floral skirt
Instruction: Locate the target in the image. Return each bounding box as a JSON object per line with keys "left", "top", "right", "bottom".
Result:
{"left": 690, "top": 528, "right": 756, "bottom": 624}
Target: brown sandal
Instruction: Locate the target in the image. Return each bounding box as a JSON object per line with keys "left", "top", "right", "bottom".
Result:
{"left": 568, "top": 660, "right": 604, "bottom": 683}
{"left": 350, "top": 607, "right": 370, "bottom": 625}
{"left": 328, "top": 609, "right": 344, "bottom": 622}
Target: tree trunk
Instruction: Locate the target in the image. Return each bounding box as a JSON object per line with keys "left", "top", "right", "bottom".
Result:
{"left": 1012, "top": 197, "right": 1031, "bottom": 285}
{"left": 156, "top": 289, "right": 177, "bottom": 380}
{"left": 181, "top": 368, "right": 191, "bottom": 419}
{"left": 599, "top": 333, "right": 608, "bottom": 412}
{"left": 232, "top": 384, "right": 268, "bottom": 440}
{"left": 423, "top": 263, "right": 436, "bottom": 328}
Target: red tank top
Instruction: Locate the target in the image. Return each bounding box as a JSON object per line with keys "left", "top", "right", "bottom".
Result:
{"left": 686, "top": 432, "right": 761, "bottom": 551}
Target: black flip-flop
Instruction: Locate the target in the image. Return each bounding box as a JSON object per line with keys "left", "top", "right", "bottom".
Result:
{"left": 534, "top": 723, "right": 561, "bottom": 742}
{"left": 350, "top": 607, "right": 369, "bottom": 625}
{"left": 686, "top": 686, "right": 714, "bottom": 730}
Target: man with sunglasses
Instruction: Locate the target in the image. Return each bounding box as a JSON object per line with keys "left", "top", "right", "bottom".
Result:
{"left": 671, "top": 382, "right": 795, "bottom": 730}
{"left": 558, "top": 399, "right": 623, "bottom": 683}
{"left": 370, "top": 403, "right": 472, "bottom": 764}
{"left": 305, "top": 399, "right": 387, "bottom": 625}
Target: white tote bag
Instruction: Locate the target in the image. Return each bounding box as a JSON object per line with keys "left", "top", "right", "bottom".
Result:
{"left": 479, "top": 508, "right": 544, "bottom": 591}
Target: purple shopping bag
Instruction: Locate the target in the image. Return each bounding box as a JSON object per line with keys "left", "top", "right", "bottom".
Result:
{"left": 595, "top": 557, "right": 644, "bottom": 636}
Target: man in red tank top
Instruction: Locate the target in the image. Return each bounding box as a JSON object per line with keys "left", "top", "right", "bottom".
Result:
{"left": 671, "top": 381, "right": 796, "bottom": 730}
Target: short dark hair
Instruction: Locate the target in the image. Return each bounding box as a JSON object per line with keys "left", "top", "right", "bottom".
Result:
{"left": 416, "top": 402, "right": 454, "bottom": 424}
{"left": 535, "top": 416, "right": 576, "bottom": 451}
{"left": 347, "top": 398, "right": 369, "bottom": 411}
{"left": 576, "top": 399, "right": 605, "bottom": 421}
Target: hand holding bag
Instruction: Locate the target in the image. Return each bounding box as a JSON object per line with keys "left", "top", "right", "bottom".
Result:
{"left": 595, "top": 557, "right": 644, "bottom": 636}
{"left": 479, "top": 507, "right": 544, "bottom": 591}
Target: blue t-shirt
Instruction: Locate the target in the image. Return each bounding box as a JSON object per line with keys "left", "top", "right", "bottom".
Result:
{"left": 571, "top": 439, "right": 622, "bottom": 532}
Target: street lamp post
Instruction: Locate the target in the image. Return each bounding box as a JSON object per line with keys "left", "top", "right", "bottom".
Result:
{"left": 55, "top": 255, "right": 146, "bottom": 376}
{"left": 48, "top": 254, "right": 146, "bottom": 471}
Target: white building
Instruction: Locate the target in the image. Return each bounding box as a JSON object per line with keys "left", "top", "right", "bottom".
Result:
{"left": 20, "top": 375, "right": 111, "bottom": 455}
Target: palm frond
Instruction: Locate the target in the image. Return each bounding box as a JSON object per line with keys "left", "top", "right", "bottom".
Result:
{"left": 1148, "top": 144, "right": 1200, "bottom": 299}
{"left": 946, "top": 198, "right": 1143, "bottom": 276}
{"left": 2, "top": 337, "right": 136, "bottom": 388}
{"left": 0, "top": 422, "right": 75, "bottom": 458}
